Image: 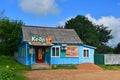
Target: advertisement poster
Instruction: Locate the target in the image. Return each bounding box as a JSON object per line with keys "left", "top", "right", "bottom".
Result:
{"left": 66, "top": 46, "right": 78, "bottom": 57}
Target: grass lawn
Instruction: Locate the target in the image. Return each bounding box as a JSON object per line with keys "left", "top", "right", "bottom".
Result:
{"left": 52, "top": 65, "right": 77, "bottom": 69}
{"left": 1, "top": 55, "right": 120, "bottom": 80}
{"left": 0, "top": 55, "right": 31, "bottom": 80}
{"left": 99, "top": 65, "right": 120, "bottom": 70}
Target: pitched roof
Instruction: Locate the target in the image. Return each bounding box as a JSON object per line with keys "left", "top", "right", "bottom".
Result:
{"left": 21, "top": 26, "right": 83, "bottom": 44}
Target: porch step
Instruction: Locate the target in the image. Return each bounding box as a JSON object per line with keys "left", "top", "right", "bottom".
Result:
{"left": 31, "top": 63, "right": 52, "bottom": 69}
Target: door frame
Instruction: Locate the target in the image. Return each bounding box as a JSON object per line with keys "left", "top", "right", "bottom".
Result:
{"left": 36, "top": 47, "right": 45, "bottom": 63}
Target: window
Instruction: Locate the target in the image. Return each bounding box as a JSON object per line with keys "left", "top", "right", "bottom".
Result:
{"left": 52, "top": 46, "right": 60, "bottom": 57}
{"left": 83, "top": 48, "right": 89, "bottom": 58}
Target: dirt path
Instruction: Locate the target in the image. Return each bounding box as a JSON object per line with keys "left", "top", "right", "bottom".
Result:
{"left": 25, "top": 70, "right": 120, "bottom": 80}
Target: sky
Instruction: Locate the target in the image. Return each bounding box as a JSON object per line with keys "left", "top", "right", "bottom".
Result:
{"left": 0, "top": 0, "right": 120, "bottom": 47}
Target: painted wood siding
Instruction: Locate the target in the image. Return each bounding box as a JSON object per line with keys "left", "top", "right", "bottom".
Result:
{"left": 79, "top": 45, "right": 94, "bottom": 63}
{"left": 17, "top": 43, "right": 94, "bottom": 65}
{"left": 28, "top": 47, "right": 36, "bottom": 65}
{"left": 51, "top": 44, "right": 79, "bottom": 65}
{"left": 17, "top": 42, "right": 28, "bottom": 65}
{"left": 51, "top": 44, "right": 94, "bottom": 65}
{"left": 60, "top": 50, "right": 66, "bottom": 57}
{"left": 45, "top": 47, "right": 51, "bottom": 64}
{"left": 51, "top": 57, "right": 79, "bottom": 64}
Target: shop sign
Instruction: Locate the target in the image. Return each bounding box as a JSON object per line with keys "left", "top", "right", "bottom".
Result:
{"left": 32, "top": 36, "right": 45, "bottom": 43}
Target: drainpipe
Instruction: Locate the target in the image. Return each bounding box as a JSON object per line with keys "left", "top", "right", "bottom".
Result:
{"left": 50, "top": 47, "right": 52, "bottom": 68}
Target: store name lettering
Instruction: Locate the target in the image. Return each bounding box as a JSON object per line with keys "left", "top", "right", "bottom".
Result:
{"left": 32, "top": 36, "right": 45, "bottom": 43}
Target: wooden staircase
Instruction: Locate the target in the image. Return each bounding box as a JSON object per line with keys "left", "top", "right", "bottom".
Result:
{"left": 31, "top": 63, "right": 52, "bottom": 69}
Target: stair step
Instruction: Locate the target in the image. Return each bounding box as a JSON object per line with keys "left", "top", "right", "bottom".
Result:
{"left": 31, "top": 63, "right": 51, "bottom": 69}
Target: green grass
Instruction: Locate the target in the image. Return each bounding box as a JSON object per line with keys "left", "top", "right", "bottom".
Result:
{"left": 52, "top": 65, "right": 77, "bottom": 69}
{"left": 0, "top": 55, "right": 31, "bottom": 80}
{"left": 99, "top": 65, "right": 120, "bottom": 70}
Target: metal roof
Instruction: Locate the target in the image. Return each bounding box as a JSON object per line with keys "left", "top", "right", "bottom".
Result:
{"left": 22, "top": 26, "right": 83, "bottom": 44}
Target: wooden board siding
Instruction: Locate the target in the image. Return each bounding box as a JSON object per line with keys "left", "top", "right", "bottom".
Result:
{"left": 17, "top": 43, "right": 29, "bottom": 65}
{"left": 60, "top": 50, "right": 66, "bottom": 57}
{"left": 78, "top": 45, "right": 94, "bottom": 64}
{"left": 50, "top": 44, "right": 94, "bottom": 65}
{"left": 51, "top": 57, "right": 79, "bottom": 64}
{"left": 45, "top": 47, "right": 51, "bottom": 57}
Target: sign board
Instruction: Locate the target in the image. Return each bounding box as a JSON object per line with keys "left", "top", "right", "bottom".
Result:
{"left": 66, "top": 46, "right": 78, "bottom": 57}
{"left": 29, "top": 36, "right": 52, "bottom": 45}
{"left": 29, "top": 47, "right": 34, "bottom": 54}
{"left": 32, "top": 36, "right": 45, "bottom": 43}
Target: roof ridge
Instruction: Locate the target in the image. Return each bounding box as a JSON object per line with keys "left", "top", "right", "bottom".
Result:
{"left": 22, "top": 25, "right": 74, "bottom": 30}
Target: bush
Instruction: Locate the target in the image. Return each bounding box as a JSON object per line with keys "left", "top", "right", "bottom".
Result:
{"left": 0, "top": 65, "right": 16, "bottom": 80}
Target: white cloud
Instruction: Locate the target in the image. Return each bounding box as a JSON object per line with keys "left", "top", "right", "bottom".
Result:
{"left": 86, "top": 14, "right": 120, "bottom": 47}
{"left": 58, "top": 16, "right": 75, "bottom": 26}
{"left": 19, "top": 0, "right": 59, "bottom": 16}
{"left": 58, "top": 14, "right": 120, "bottom": 47}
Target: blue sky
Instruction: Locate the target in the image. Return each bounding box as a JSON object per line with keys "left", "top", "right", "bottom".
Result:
{"left": 0, "top": 0, "right": 120, "bottom": 47}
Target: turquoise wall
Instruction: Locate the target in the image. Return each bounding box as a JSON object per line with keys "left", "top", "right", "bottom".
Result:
{"left": 45, "top": 47, "right": 51, "bottom": 57}
{"left": 17, "top": 42, "right": 94, "bottom": 66}
{"left": 45, "top": 47, "right": 51, "bottom": 64}
{"left": 78, "top": 44, "right": 94, "bottom": 64}
{"left": 60, "top": 50, "right": 66, "bottom": 57}
{"left": 27, "top": 46, "right": 36, "bottom": 65}
{"left": 17, "top": 42, "right": 29, "bottom": 65}
{"left": 51, "top": 57, "right": 79, "bottom": 64}
{"left": 50, "top": 44, "right": 95, "bottom": 65}
{"left": 51, "top": 44, "right": 79, "bottom": 65}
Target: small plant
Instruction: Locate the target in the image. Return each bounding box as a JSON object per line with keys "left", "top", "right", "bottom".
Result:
{"left": 52, "top": 65, "right": 77, "bottom": 69}
{"left": 0, "top": 65, "right": 16, "bottom": 80}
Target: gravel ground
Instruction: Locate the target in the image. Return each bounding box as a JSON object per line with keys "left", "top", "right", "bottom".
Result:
{"left": 25, "top": 63, "right": 120, "bottom": 80}
{"left": 25, "top": 70, "right": 120, "bottom": 80}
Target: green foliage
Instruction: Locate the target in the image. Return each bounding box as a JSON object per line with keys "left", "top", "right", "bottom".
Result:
{"left": 0, "top": 55, "right": 31, "bottom": 80}
{"left": 114, "top": 42, "right": 120, "bottom": 54}
{"left": 52, "top": 65, "right": 77, "bottom": 69}
{"left": 99, "top": 65, "right": 120, "bottom": 70}
{"left": 96, "top": 25, "right": 112, "bottom": 44}
{"left": 0, "top": 17, "right": 24, "bottom": 55}
{"left": 97, "top": 45, "right": 114, "bottom": 54}
{"left": 64, "top": 15, "right": 113, "bottom": 53}
{"left": 0, "top": 65, "right": 16, "bottom": 80}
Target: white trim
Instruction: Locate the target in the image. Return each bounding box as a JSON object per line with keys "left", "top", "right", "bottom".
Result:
{"left": 51, "top": 46, "right": 60, "bottom": 57}
{"left": 83, "top": 48, "right": 90, "bottom": 58}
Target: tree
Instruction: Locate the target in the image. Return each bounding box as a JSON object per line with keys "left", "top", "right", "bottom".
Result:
{"left": 0, "top": 17, "right": 24, "bottom": 55}
{"left": 95, "top": 25, "right": 112, "bottom": 45}
{"left": 64, "top": 15, "right": 113, "bottom": 53}
{"left": 114, "top": 43, "right": 120, "bottom": 54}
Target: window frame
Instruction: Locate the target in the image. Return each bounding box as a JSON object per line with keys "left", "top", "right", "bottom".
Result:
{"left": 51, "top": 46, "right": 60, "bottom": 57}
{"left": 83, "top": 48, "right": 90, "bottom": 58}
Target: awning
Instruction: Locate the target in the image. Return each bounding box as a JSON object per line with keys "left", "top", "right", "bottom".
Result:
{"left": 28, "top": 41, "right": 53, "bottom": 46}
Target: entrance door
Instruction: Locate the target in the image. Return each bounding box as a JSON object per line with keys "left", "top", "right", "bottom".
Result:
{"left": 36, "top": 47, "right": 44, "bottom": 63}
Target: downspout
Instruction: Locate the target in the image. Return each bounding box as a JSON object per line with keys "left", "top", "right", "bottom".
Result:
{"left": 50, "top": 47, "right": 52, "bottom": 67}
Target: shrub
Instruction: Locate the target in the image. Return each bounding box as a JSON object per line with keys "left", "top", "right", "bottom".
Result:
{"left": 0, "top": 65, "right": 16, "bottom": 80}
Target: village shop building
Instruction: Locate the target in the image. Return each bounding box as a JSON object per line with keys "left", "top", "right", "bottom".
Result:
{"left": 16, "top": 26, "right": 95, "bottom": 66}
